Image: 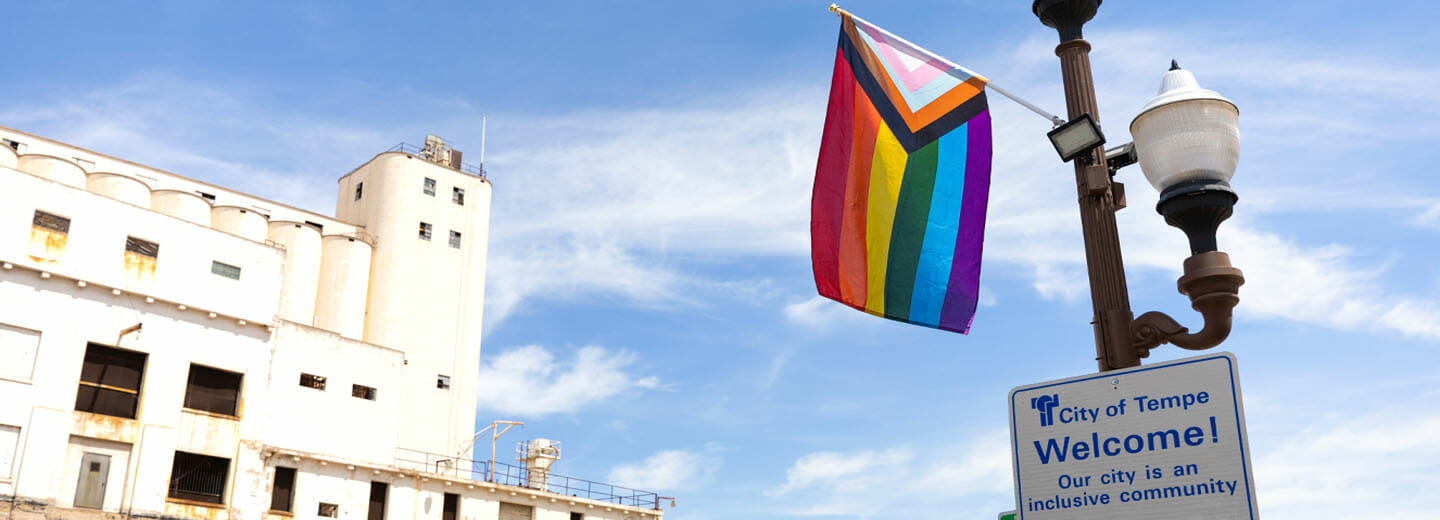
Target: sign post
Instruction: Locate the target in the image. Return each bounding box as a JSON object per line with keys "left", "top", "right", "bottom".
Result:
{"left": 1008, "top": 352, "right": 1257, "bottom": 519}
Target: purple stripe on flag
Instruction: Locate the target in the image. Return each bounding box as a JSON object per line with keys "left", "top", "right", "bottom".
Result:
{"left": 937, "top": 109, "right": 991, "bottom": 333}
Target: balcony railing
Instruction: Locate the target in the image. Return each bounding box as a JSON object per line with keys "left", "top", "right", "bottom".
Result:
{"left": 393, "top": 448, "right": 661, "bottom": 510}
{"left": 386, "top": 142, "right": 488, "bottom": 179}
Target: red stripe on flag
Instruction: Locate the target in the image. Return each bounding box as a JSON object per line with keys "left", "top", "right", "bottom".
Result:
{"left": 811, "top": 45, "right": 858, "bottom": 300}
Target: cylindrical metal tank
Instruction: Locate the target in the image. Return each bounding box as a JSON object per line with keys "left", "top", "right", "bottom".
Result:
{"left": 150, "top": 190, "right": 212, "bottom": 226}
{"left": 0, "top": 144, "right": 16, "bottom": 169}
{"left": 85, "top": 172, "right": 152, "bottom": 207}
{"left": 17, "top": 155, "right": 86, "bottom": 188}
{"left": 267, "top": 221, "right": 323, "bottom": 324}
{"left": 211, "top": 205, "right": 269, "bottom": 241}
{"left": 314, "top": 235, "right": 372, "bottom": 340}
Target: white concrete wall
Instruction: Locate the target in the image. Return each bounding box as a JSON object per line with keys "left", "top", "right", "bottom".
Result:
{"left": 262, "top": 322, "right": 404, "bottom": 466}
{"left": 336, "top": 152, "right": 491, "bottom": 458}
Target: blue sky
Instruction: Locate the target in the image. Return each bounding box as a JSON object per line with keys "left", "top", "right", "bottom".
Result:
{"left": 6, "top": 1, "right": 1440, "bottom": 518}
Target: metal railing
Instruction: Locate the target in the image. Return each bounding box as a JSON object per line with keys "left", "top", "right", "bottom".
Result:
{"left": 386, "top": 142, "right": 488, "bottom": 178}
{"left": 393, "top": 448, "right": 660, "bottom": 510}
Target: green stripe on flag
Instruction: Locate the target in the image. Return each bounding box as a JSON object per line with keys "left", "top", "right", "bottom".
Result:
{"left": 883, "top": 140, "right": 939, "bottom": 320}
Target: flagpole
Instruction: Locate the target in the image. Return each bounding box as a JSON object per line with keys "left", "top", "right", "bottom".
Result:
{"left": 828, "top": 4, "right": 1066, "bottom": 126}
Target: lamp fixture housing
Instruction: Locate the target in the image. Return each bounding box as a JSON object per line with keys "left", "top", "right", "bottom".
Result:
{"left": 1047, "top": 112, "right": 1106, "bottom": 163}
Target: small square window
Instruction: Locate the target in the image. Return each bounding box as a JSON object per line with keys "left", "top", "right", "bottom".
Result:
{"left": 32, "top": 210, "right": 70, "bottom": 233}
{"left": 211, "top": 261, "right": 241, "bottom": 280}
{"left": 318, "top": 503, "right": 339, "bottom": 518}
{"left": 125, "top": 236, "right": 159, "bottom": 258}
{"left": 419, "top": 222, "right": 432, "bottom": 241}
{"left": 436, "top": 375, "right": 450, "bottom": 390}
{"left": 448, "top": 231, "right": 461, "bottom": 249}
{"left": 355, "top": 182, "right": 364, "bottom": 201}
{"left": 299, "top": 373, "right": 326, "bottom": 391}
{"left": 352, "top": 384, "right": 377, "bottom": 401}
{"left": 184, "top": 364, "right": 243, "bottom": 416}
{"left": 423, "top": 177, "right": 436, "bottom": 196}
{"left": 452, "top": 187, "right": 465, "bottom": 205}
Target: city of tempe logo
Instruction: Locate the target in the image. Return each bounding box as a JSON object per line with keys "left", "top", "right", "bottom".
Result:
{"left": 1031, "top": 394, "right": 1060, "bottom": 427}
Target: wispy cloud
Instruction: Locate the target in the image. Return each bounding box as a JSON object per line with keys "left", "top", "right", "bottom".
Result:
{"left": 608, "top": 446, "right": 722, "bottom": 492}
{"left": 768, "top": 431, "right": 1012, "bottom": 518}
{"left": 473, "top": 344, "right": 660, "bottom": 418}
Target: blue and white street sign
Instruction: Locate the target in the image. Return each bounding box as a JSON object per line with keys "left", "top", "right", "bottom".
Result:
{"left": 1008, "top": 352, "right": 1257, "bottom": 519}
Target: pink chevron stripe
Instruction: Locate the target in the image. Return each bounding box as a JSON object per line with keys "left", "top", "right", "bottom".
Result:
{"left": 856, "top": 21, "right": 949, "bottom": 93}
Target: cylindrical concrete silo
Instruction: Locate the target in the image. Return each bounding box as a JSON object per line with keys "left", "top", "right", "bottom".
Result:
{"left": 85, "top": 172, "right": 152, "bottom": 207}
{"left": 267, "top": 221, "right": 323, "bottom": 324}
{"left": 17, "top": 155, "right": 86, "bottom": 188}
{"left": 211, "top": 205, "right": 269, "bottom": 241}
{"left": 0, "top": 144, "right": 16, "bottom": 169}
{"left": 314, "top": 234, "right": 372, "bottom": 340}
{"left": 150, "top": 190, "right": 212, "bottom": 225}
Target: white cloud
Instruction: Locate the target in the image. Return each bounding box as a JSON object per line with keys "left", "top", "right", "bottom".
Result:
{"left": 474, "top": 345, "right": 660, "bottom": 417}
{"left": 1254, "top": 389, "right": 1440, "bottom": 519}
{"left": 607, "top": 447, "right": 721, "bottom": 492}
{"left": 769, "top": 432, "right": 1013, "bottom": 518}
{"left": 783, "top": 295, "right": 851, "bottom": 328}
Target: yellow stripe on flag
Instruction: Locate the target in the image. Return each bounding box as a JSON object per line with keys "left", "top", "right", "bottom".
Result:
{"left": 863, "top": 123, "right": 908, "bottom": 316}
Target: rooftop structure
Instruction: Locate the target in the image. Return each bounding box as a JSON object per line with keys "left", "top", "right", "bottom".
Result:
{"left": 0, "top": 126, "right": 666, "bottom": 520}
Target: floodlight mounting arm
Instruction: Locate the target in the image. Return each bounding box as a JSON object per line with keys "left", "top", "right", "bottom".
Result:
{"left": 1130, "top": 252, "right": 1244, "bottom": 355}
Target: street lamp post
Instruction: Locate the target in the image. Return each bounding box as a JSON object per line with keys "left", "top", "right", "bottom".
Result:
{"left": 1032, "top": 0, "right": 1246, "bottom": 372}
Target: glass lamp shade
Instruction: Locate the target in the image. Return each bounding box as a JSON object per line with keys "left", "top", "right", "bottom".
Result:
{"left": 1129, "top": 67, "right": 1239, "bottom": 194}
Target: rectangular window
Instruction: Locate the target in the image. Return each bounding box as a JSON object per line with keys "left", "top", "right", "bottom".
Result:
{"left": 305, "top": 220, "right": 325, "bottom": 231}
{"left": 75, "top": 344, "right": 146, "bottom": 419}
{"left": 318, "top": 503, "right": 339, "bottom": 518}
{"left": 351, "top": 384, "right": 377, "bottom": 401}
{"left": 448, "top": 231, "right": 461, "bottom": 249}
{"left": 443, "top": 493, "right": 460, "bottom": 520}
{"left": 32, "top": 210, "right": 70, "bottom": 233}
{"left": 436, "top": 375, "right": 451, "bottom": 390}
{"left": 452, "top": 187, "right": 465, "bottom": 205}
{"left": 419, "top": 222, "right": 432, "bottom": 241}
{"left": 168, "top": 451, "right": 230, "bottom": 505}
{"left": 423, "top": 177, "right": 436, "bottom": 196}
{"left": 368, "top": 481, "right": 388, "bottom": 520}
{"left": 210, "top": 261, "right": 241, "bottom": 280}
{"left": 570, "top": 513, "right": 584, "bottom": 520}
{"left": 197, "top": 191, "right": 217, "bottom": 202}
{"left": 184, "top": 364, "right": 242, "bottom": 417}
{"left": 270, "top": 467, "right": 296, "bottom": 512}
{"left": 125, "top": 236, "right": 159, "bottom": 258}
{"left": 355, "top": 182, "right": 363, "bottom": 201}
{"left": 299, "top": 373, "right": 327, "bottom": 391}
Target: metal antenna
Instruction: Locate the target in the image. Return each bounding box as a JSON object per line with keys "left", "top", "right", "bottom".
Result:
{"left": 479, "top": 116, "right": 487, "bottom": 175}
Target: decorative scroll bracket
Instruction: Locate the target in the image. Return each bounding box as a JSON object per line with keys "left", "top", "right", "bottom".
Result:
{"left": 1131, "top": 251, "right": 1244, "bottom": 357}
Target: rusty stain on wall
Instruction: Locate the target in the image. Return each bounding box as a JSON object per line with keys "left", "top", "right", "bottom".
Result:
{"left": 26, "top": 226, "right": 66, "bottom": 263}
{"left": 123, "top": 251, "right": 157, "bottom": 285}
{"left": 164, "top": 499, "right": 225, "bottom": 520}
{"left": 72, "top": 411, "right": 141, "bottom": 444}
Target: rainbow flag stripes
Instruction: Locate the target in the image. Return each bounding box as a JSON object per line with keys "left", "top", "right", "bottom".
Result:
{"left": 811, "top": 13, "right": 992, "bottom": 334}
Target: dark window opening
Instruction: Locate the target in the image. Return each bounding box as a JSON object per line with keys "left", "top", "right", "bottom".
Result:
{"left": 368, "top": 481, "right": 388, "bottom": 520}
{"left": 299, "top": 373, "right": 326, "bottom": 391}
{"left": 168, "top": 451, "right": 229, "bottom": 504}
{"left": 32, "top": 210, "right": 70, "bottom": 233}
{"left": 197, "top": 191, "right": 217, "bottom": 202}
{"left": 210, "top": 261, "right": 241, "bottom": 280}
{"left": 355, "top": 182, "right": 364, "bottom": 201}
{"left": 419, "top": 222, "right": 432, "bottom": 241}
{"left": 305, "top": 220, "right": 325, "bottom": 231}
{"left": 448, "top": 231, "right": 461, "bottom": 249}
{"left": 319, "top": 503, "right": 339, "bottom": 517}
{"left": 270, "top": 467, "right": 296, "bottom": 512}
{"left": 570, "top": 513, "right": 584, "bottom": 520}
{"left": 75, "top": 343, "right": 146, "bottom": 419}
{"left": 2, "top": 138, "right": 19, "bottom": 151}
{"left": 352, "top": 384, "right": 377, "bottom": 401}
{"left": 452, "top": 187, "right": 465, "bottom": 205}
{"left": 443, "top": 493, "right": 460, "bottom": 520}
{"left": 423, "top": 177, "right": 436, "bottom": 196}
{"left": 184, "top": 364, "right": 242, "bottom": 417}
{"left": 125, "top": 236, "right": 159, "bottom": 258}
{"left": 436, "top": 375, "right": 450, "bottom": 390}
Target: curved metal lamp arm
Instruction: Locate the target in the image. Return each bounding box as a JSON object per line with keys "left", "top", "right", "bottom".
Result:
{"left": 1131, "top": 252, "right": 1244, "bottom": 356}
